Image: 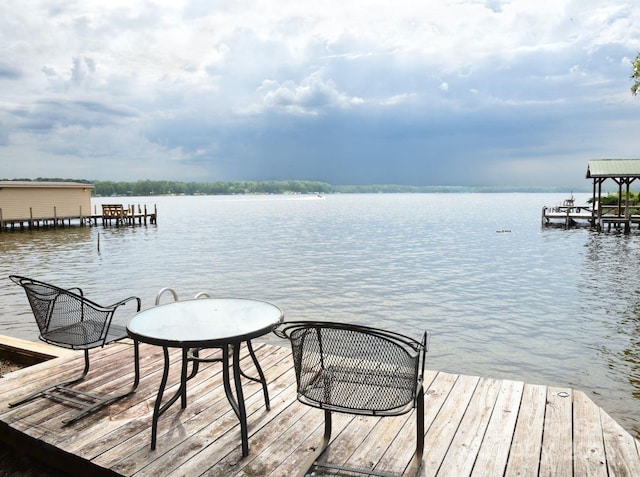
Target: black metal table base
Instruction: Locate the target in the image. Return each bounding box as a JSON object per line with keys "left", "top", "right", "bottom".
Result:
{"left": 149, "top": 343, "right": 265, "bottom": 456}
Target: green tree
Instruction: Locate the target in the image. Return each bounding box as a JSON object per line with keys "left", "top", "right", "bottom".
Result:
{"left": 632, "top": 52, "right": 640, "bottom": 96}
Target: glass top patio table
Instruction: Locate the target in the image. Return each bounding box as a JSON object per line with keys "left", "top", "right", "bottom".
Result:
{"left": 127, "top": 297, "right": 284, "bottom": 455}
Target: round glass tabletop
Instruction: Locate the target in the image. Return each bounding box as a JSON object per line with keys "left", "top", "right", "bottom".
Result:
{"left": 127, "top": 298, "right": 284, "bottom": 347}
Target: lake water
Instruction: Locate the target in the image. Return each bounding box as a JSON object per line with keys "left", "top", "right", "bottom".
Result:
{"left": 1, "top": 193, "right": 639, "bottom": 437}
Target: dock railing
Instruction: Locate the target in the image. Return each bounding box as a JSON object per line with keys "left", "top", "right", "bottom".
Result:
{"left": 597, "top": 203, "right": 640, "bottom": 233}
{"left": 541, "top": 203, "right": 593, "bottom": 229}
{"left": 98, "top": 203, "right": 157, "bottom": 227}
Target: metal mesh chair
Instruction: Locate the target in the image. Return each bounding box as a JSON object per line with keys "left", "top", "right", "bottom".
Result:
{"left": 8, "top": 275, "right": 140, "bottom": 424}
{"left": 275, "top": 321, "right": 428, "bottom": 477}
{"left": 155, "top": 287, "right": 271, "bottom": 409}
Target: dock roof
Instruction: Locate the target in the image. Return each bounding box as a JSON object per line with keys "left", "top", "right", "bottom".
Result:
{"left": 586, "top": 159, "right": 640, "bottom": 178}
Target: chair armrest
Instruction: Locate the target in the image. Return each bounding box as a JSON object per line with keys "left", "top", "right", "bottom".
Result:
{"left": 418, "top": 330, "right": 428, "bottom": 381}
{"left": 272, "top": 325, "right": 288, "bottom": 340}
{"left": 109, "top": 296, "right": 142, "bottom": 312}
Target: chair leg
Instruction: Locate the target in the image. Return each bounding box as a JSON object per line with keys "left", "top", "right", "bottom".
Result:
{"left": 185, "top": 348, "right": 202, "bottom": 381}
{"left": 63, "top": 340, "right": 141, "bottom": 425}
{"left": 10, "top": 342, "right": 141, "bottom": 426}
{"left": 406, "top": 385, "right": 425, "bottom": 477}
{"left": 298, "top": 406, "right": 421, "bottom": 477}
{"left": 9, "top": 348, "right": 91, "bottom": 408}
{"left": 297, "top": 409, "right": 332, "bottom": 477}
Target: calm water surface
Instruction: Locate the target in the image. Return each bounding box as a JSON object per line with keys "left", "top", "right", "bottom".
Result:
{"left": 1, "top": 193, "right": 639, "bottom": 437}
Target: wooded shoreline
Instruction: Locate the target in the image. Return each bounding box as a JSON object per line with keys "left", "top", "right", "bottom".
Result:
{"left": 0, "top": 178, "right": 587, "bottom": 196}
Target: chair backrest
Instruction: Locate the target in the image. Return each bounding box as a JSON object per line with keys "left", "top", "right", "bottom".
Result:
{"left": 275, "top": 321, "right": 428, "bottom": 416}
{"left": 9, "top": 275, "right": 119, "bottom": 348}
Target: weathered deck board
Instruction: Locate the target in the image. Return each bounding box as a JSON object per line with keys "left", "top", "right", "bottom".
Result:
{"left": 600, "top": 406, "right": 640, "bottom": 476}
{"left": 470, "top": 379, "right": 524, "bottom": 477}
{"left": 504, "top": 383, "right": 546, "bottom": 477}
{"left": 0, "top": 340, "right": 639, "bottom": 477}
{"left": 573, "top": 389, "right": 607, "bottom": 476}
{"left": 540, "top": 387, "right": 573, "bottom": 476}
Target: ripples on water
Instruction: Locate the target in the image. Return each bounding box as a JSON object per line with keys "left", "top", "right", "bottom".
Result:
{"left": 1, "top": 193, "right": 639, "bottom": 437}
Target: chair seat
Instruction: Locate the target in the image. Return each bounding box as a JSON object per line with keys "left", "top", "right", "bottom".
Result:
{"left": 43, "top": 322, "right": 129, "bottom": 349}
{"left": 42, "top": 320, "right": 110, "bottom": 349}
{"left": 105, "top": 323, "right": 129, "bottom": 344}
{"left": 299, "top": 364, "right": 417, "bottom": 414}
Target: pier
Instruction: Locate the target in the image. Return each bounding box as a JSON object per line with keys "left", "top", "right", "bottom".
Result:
{"left": 0, "top": 340, "right": 638, "bottom": 476}
{"left": 541, "top": 196, "right": 594, "bottom": 229}
{"left": 541, "top": 200, "right": 640, "bottom": 232}
{"left": 0, "top": 203, "right": 157, "bottom": 232}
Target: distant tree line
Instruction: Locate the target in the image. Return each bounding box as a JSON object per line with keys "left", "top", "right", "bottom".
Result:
{"left": 0, "top": 178, "right": 331, "bottom": 196}
{"left": 91, "top": 180, "right": 333, "bottom": 196}
{"left": 1, "top": 177, "right": 587, "bottom": 196}
{"left": 330, "top": 184, "right": 576, "bottom": 193}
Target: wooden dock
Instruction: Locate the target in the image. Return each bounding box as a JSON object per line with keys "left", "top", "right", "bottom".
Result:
{"left": 0, "top": 203, "right": 157, "bottom": 231}
{"left": 0, "top": 335, "right": 74, "bottom": 369}
{"left": 1, "top": 340, "right": 639, "bottom": 476}
{"left": 541, "top": 204, "right": 594, "bottom": 229}
{"left": 98, "top": 204, "right": 157, "bottom": 227}
{"left": 541, "top": 202, "right": 640, "bottom": 233}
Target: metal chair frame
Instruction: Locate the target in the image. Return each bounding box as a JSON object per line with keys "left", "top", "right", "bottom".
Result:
{"left": 155, "top": 287, "right": 271, "bottom": 410}
{"left": 8, "top": 275, "right": 140, "bottom": 425}
{"left": 275, "top": 320, "right": 428, "bottom": 477}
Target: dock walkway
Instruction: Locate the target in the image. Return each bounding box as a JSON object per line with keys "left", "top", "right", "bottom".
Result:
{"left": 541, "top": 204, "right": 594, "bottom": 229}
{"left": 0, "top": 203, "right": 157, "bottom": 231}
{"left": 0, "top": 341, "right": 639, "bottom": 476}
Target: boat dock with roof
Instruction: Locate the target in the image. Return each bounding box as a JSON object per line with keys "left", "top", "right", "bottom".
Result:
{"left": 542, "top": 159, "right": 640, "bottom": 232}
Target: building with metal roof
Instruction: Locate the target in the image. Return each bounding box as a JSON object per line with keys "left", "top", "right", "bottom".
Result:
{"left": 586, "top": 159, "right": 640, "bottom": 233}
{"left": 586, "top": 159, "right": 640, "bottom": 179}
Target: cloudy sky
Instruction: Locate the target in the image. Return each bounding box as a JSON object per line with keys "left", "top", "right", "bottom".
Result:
{"left": 1, "top": 0, "right": 639, "bottom": 187}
